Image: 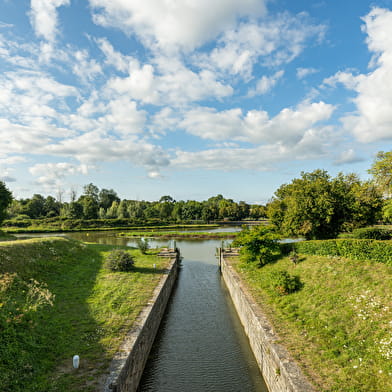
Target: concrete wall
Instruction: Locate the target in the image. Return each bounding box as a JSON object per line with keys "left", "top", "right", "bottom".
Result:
{"left": 220, "top": 251, "right": 315, "bottom": 392}
{"left": 102, "top": 250, "right": 179, "bottom": 392}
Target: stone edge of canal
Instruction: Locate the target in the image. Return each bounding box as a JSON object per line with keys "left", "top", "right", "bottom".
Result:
{"left": 102, "top": 248, "right": 180, "bottom": 392}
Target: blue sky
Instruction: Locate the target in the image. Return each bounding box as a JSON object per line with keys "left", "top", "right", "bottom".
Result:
{"left": 0, "top": 0, "right": 392, "bottom": 203}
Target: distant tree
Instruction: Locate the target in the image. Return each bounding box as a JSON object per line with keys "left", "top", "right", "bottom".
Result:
{"left": 99, "top": 188, "right": 120, "bottom": 210}
{"left": 368, "top": 151, "right": 392, "bottom": 197}
{"left": 0, "top": 181, "right": 12, "bottom": 224}
{"left": 78, "top": 195, "right": 98, "bottom": 219}
{"left": 83, "top": 183, "right": 99, "bottom": 202}
{"left": 44, "top": 196, "right": 60, "bottom": 217}
{"left": 159, "top": 195, "right": 175, "bottom": 203}
{"left": 67, "top": 201, "right": 83, "bottom": 219}
{"left": 25, "top": 194, "right": 46, "bottom": 218}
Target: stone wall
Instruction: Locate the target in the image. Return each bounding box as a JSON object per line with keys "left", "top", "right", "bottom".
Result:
{"left": 102, "top": 249, "right": 180, "bottom": 392}
{"left": 220, "top": 251, "right": 315, "bottom": 392}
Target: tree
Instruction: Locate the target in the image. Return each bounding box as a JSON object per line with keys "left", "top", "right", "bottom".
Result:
{"left": 0, "top": 181, "right": 12, "bottom": 224}
{"left": 368, "top": 151, "right": 392, "bottom": 197}
{"left": 267, "top": 170, "right": 382, "bottom": 239}
{"left": 83, "top": 183, "right": 99, "bottom": 202}
{"left": 99, "top": 188, "right": 120, "bottom": 210}
{"left": 233, "top": 225, "right": 281, "bottom": 266}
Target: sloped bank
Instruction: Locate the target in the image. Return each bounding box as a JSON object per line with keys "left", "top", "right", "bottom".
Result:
{"left": 219, "top": 249, "right": 315, "bottom": 392}
{"left": 103, "top": 249, "right": 180, "bottom": 392}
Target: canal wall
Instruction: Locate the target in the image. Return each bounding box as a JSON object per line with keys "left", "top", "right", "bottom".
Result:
{"left": 102, "top": 249, "right": 180, "bottom": 392}
{"left": 220, "top": 250, "right": 315, "bottom": 392}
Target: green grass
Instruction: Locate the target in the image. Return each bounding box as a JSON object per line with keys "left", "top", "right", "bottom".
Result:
{"left": 118, "top": 230, "right": 238, "bottom": 239}
{"left": 231, "top": 254, "right": 392, "bottom": 392}
{"left": 0, "top": 237, "right": 170, "bottom": 391}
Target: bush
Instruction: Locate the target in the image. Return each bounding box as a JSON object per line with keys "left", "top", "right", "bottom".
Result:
{"left": 136, "top": 238, "right": 149, "bottom": 254}
{"left": 106, "top": 249, "right": 135, "bottom": 271}
{"left": 286, "top": 238, "right": 392, "bottom": 265}
{"left": 351, "top": 227, "right": 392, "bottom": 240}
{"left": 270, "top": 270, "right": 302, "bottom": 295}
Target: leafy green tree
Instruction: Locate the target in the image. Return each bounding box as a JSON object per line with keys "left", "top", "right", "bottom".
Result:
{"left": 0, "top": 181, "right": 12, "bottom": 224}
{"left": 78, "top": 195, "right": 98, "bottom": 219}
{"left": 233, "top": 225, "right": 281, "bottom": 266}
{"left": 382, "top": 199, "right": 392, "bottom": 223}
{"left": 267, "top": 170, "right": 382, "bottom": 239}
{"left": 368, "top": 151, "right": 392, "bottom": 197}
{"left": 67, "top": 201, "right": 83, "bottom": 219}
{"left": 98, "top": 188, "right": 120, "bottom": 210}
{"left": 25, "top": 194, "right": 46, "bottom": 218}
{"left": 83, "top": 183, "right": 99, "bottom": 202}
{"left": 43, "top": 196, "right": 60, "bottom": 217}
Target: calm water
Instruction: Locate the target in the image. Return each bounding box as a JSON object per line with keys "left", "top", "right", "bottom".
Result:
{"left": 19, "top": 229, "right": 268, "bottom": 392}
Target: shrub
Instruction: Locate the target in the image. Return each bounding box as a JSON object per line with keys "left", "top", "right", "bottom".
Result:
{"left": 106, "top": 249, "right": 135, "bottom": 271}
{"left": 270, "top": 270, "right": 302, "bottom": 295}
{"left": 287, "top": 238, "right": 392, "bottom": 265}
{"left": 351, "top": 227, "right": 392, "bottom": 240}
{"left": 136, "top": 238, "right": 149, "bottom": 254}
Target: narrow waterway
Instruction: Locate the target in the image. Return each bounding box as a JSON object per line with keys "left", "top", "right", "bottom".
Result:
{"left": 137, "top": 239, "right": 268, "bottom": 392}
{"left": 31, "top": 230, "right": 268, "bottom": 391}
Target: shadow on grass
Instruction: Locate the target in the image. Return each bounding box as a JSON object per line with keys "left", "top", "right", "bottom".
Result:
{"left": 0, "top": 238, "right": 106, "bottom": 392}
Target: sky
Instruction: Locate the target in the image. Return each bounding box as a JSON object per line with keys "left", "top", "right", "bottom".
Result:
{"left": 0, "top": 0, "right": 392, "bottom": 204}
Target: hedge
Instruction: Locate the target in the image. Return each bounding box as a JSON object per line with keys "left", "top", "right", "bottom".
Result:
{"left": 283, "top": 239, "right": 392, "bottom": 265}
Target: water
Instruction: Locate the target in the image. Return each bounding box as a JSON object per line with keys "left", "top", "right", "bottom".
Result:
{"left": 18, "top": 229, "right": 268, "bottom": 391}
{"left": 137, "top": 239, "right": 268, "bottom": 392}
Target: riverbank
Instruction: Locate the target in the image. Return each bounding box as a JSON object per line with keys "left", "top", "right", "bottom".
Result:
{"left": 2, "top": 221, "right": 221, "bottom": 234}
{"left": 0, "top": 237, "right": 171, "bottom": 391}
{"left": 227, "top": 250, "right": 392, "bottom": 391}
{"left": 118, "top": 230, "right": 239, "bottom": 239}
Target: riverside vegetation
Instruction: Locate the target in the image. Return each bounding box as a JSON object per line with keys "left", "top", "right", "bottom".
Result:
{"left": 232, "top": 225, "right": 392, "bottom": 392}
{"left": 0, "top": 237, "right": 170, "bottom": 391}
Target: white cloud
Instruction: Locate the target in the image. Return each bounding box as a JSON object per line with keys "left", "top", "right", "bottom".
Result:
{"left": 196, "top": 12, "right": 326, "bottom": 78}
{"left": 334, "top": 149, "right": 365, "bottom": 165}
{"left": 297, "top": 67, "right": 318, "bottom": 79}
{"left": 248, "top": 70, "right": 284, "bottom": 96}
{"left": 29, "top": 162, "right": 91, "bottom": 189}
{"left": 180, "top": 101, "right": 335, "bottom": 144}
{"left": 30, "top": 0, "right": 70, "bottom": 42}
{"left": 107, "top": 56, "right": 233, "bottom": 106}
{"left": 96, "top": 37, "right": 133, "bottom": 73}
{"left": 327, "top": 8, "right": 392, "bottom": 143}
{"left": 89, "top": 0, "right": 266, "bottom": 52}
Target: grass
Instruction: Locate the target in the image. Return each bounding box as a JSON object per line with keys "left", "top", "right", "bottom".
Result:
{"left": 3, "top": 221, "right": 221, "bottom": 234}
{"left": 231, "top": 253, "right": 392, "bottom": 392}
{"left": 0, "top": 237, "right": 171, "bottom": 391}
{"left": 118, "top": 230, "right": 239, "bottom": 239}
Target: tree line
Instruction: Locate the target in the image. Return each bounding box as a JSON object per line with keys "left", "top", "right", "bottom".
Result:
{"left": 4, "top": 185, "right": 266, "bottom": 223}
{"left": 0, "top": 150, "right": 391, "bottom": 235}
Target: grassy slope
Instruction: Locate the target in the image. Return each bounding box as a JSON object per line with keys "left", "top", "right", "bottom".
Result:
{"left": 0, "top": 237, "right": 170, "bottom": 391}
{"left": 232, "top": 254, "right": 392, "bottom": 392}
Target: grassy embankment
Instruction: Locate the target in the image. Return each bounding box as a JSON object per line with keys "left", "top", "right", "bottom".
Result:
{"left": 3, "top": 219, "right": 220, "bottom": 233}
{"left": 0, "top": 237, "right": 171, "bottom": 391}
{"left": 231, "top": 245, "right": 392, "bottom": 392}
{"left": 118, "top": 230, "right": 239, "bottom": 239}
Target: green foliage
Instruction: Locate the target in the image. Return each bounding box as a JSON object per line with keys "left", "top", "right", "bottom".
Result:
{"left": 288, "top": 238, "right": 392, "bottom": 265}
{"left": 136, "top": 238, "right": 149, "bottom": 254}
{"left": 105, "top": 249, "right": 135, "bottom": 271}
{"left": 233, "top": 225, "right": 281, "bottom": 266}
{"left": 233, "top": 252, "right": 392, "bottom": 392}
{"left": 0, "top": 181, "right": 12, "bottom": 224}
{"left": 382, "top": 198, "right": 392, "bottom": 223}
{"left": 368, "top": 150, "right": 392, "bottom": 196}
{"left": 267, "top": 170, "right": 383, "bottom": 239}
{"left": 351, "top": 227, "right": 392, "bottom": 240}
{"left": 0, "top": 237, "right": 167, "bottom": 390}
{"left": 270, "top": 270, "right": 302, "bottom": 295}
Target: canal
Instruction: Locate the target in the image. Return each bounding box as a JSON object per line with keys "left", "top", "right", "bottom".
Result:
{"left": 36, "top": 230, "right": 269, "bottom": 391}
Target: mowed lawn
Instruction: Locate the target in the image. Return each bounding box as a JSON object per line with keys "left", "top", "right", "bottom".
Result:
{"left": 231, "top": 253, "right": 392, "bottom": 392}
{"left": 0, "top": 237, "right": 170, "bottom": 392}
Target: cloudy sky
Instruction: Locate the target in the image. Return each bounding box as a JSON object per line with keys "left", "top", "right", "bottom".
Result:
{"left": 1, "top": 0, "right": 392, "bottom": 203}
